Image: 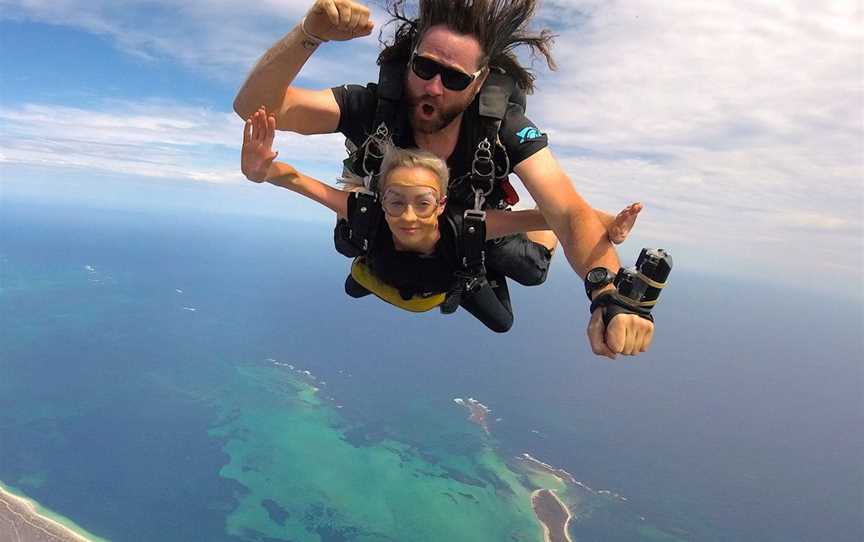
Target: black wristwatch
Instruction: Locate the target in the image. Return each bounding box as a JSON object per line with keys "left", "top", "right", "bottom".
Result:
{"left": 584, "top": 267, "right": 616, "bottom": 300}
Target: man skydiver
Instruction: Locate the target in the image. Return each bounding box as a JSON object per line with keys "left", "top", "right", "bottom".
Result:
{"left": 233, "top": 0, "right": 653, "bottom": 358}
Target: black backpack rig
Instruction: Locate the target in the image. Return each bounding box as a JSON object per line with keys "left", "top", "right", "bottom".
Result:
{"left": 335, "top": 60, "right": 527, "bottom": 313}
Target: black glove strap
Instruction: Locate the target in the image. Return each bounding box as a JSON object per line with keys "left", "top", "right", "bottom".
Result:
{"left": 590, "top": 292, "right": 655, "bottom": 327}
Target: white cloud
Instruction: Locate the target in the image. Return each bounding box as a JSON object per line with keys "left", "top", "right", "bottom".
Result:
{"left": 524, "top": 0, "right": 863, "bottom": 284}
{"left": 0, "top": 101, "right": 348, "bottom": 183}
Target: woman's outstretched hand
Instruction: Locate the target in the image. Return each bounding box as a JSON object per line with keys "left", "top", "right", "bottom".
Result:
{"left": 608, "top": 202, "right": 643, "bottom": 245}
{"left": 241, "top": 106, "right": 279, "bottom": 183}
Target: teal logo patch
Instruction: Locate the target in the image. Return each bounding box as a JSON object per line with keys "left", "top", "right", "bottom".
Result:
{"left": 516, "top": 126, "right": 543, "bottom": 144}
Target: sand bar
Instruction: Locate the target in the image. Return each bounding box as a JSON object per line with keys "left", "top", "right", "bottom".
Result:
{"left": 0, "top": 484, "right": 104, "bottom": 542}
{"left": 531, "top": 489, "right": 573, "bottom": 542}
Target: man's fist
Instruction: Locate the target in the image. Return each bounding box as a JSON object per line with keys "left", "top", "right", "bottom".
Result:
{"left": 305, "top": 0, "right": 374, "bottom": 42}
{"left": 587, "top": 309, "right": 654, "bottom": 359}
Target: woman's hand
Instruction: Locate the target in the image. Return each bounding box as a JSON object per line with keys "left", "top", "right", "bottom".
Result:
{"left": 241, "top": 107, "right": 279, "bottom": 183}
{"left": 608, "top": 202, "right": 643, "bottom": 245}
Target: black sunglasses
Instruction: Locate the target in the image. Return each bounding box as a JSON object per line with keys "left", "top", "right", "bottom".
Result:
{"left": 410, "top": 52, "right": 484, "bottom": 91}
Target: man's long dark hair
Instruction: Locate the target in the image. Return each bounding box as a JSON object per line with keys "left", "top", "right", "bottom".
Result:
{"left": 378, "top": 0, "right": 556, "bottom": 93}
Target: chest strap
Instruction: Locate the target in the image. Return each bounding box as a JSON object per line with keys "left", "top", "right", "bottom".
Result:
{"left": 440, "top": 208, "right": 488, "bottom": 314}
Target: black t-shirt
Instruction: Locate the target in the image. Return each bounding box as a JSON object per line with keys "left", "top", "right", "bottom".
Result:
{"left": 363, "top": 205, "right": 465, "bottom": 299}
{"left": 331, "top": 81, "right": 549, "bottom": 184}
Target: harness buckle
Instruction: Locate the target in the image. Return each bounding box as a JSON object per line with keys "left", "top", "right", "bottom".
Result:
{"left": 361, "top": 122, "right": 390, "bottom": 181}
{"left": 454, "top": 271, "right": 485, "bottom": 293}
{"left": 464, "top": 208, "right": 487, "bottom": 222}
{"left": 471, "top": 138, "right": 495, "bottom": 195}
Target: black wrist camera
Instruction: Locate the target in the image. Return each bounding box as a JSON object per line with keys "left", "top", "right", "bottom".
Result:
{"left": 614, "top": 248, "right": 673, "bottom": 311}
{"left": 590, "top": 248, "right": 673, "bottom": 325}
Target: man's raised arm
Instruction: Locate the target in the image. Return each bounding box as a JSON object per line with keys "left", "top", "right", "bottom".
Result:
{"left": 232, "top": 0, "right": 373, "bottom": 134}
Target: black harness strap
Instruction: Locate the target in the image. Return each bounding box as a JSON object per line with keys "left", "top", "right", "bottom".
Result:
{"left": 461, "top": 209, "right": 487, "bottom": 275}
{"left": 449, "top": 69, "right": 518, "bottom": 209}
{"left": 351, "top": 61, "right": 405, "bottom": 192}
{"left": 440, "top": 208, "right": 488, "bottom": 314}
{"left": 334, "top": 190, "right": 382, "bottom": 258}
{"left": 374, "top": 61, "right": 403, "bottom": 128}
{"left": 441, "top": 72, "right": 518, "bottom": 312}
{"left": 350, "top": 191, "right": 382, "bottom": 253}
{"left": 479, "top": 70, "right": 513, "bottom": 120}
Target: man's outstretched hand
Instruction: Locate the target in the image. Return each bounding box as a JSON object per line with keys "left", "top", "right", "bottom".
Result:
{"left": 242, "top": 107, "right": 279, "bottom": 183}
{"left": 587, "top": 303, "right": 654, "bottom": 359}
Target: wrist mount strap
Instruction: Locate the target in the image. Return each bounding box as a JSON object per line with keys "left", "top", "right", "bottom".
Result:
{"left": 590, "top": 292, "right": 655, "bottom": 327}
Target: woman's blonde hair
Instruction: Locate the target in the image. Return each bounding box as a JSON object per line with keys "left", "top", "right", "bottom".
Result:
{"left": 379, "top": 143, "right": 449, "bottom": 195}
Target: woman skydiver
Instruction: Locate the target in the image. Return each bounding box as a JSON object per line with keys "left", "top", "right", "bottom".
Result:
{"left": 241, "top": 107, "right": 641, "bottom": 331}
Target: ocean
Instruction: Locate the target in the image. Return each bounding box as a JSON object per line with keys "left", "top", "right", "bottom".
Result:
{"left": 1, "top": 196, "right": 861, "bottom": 541}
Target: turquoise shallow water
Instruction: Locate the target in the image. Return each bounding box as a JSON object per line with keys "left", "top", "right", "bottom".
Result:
{"left": 207, "top": 361, "right": 543, "bottom": 541}
{"left": 1, "top": 198, "right": 861, "bottom": 541}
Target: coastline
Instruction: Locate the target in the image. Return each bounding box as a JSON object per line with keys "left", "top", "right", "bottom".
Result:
{"left": 531, "top": 489, "right": 574, "bottom": 542}
{"left": 519, "top": 453, "right": 578, "bottom": 485}
{"left": 0, "top": 483, "right": 107, "bottom": 542}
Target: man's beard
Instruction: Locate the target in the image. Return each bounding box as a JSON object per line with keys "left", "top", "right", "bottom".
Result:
{"left": 408, "top": 93, "right": 473, "bottom": 134}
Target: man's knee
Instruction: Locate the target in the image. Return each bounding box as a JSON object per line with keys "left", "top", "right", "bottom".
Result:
{"left": 486, "top": 236, "right": 551, "bottom": 287}
{"left": 516, "top": 260, "right": 549, "bottom": 286}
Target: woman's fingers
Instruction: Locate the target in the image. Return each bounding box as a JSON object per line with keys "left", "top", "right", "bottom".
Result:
{"left": 243, "top": 119, "right": 252, "bottom": 145}
{"left": 254, "top": 108, "right": 266, "bottom": 144}
{"left": 250, "top": 111, "right": 259, "bottom": 143}
{"left": 265, "top": 114, "right": 276, "bottom": 147}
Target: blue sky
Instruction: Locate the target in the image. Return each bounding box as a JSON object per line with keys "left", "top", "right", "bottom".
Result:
{"left": 1, "top": 0, "right": 862, "bottom": 295}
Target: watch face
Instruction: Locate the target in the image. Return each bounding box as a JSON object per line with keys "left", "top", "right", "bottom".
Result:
{"left": 588, "top": 268, "right": 607, "bottom": 283}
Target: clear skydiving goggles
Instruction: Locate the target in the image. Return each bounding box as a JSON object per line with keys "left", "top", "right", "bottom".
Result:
{"left": 381, "top": 187, "right": 447, "bottom": 219}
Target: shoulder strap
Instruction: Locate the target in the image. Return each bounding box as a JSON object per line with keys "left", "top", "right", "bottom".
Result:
{"left": 373, "top": 61, "right": 404, "bottom": 133}
{"left": 345, "top": 61, "right": 406, "bottom": 191}
{"left": 452, "top": 69, "right": 521, "bottom": 210}
{"left": 479, "top": 69, "right": 516, "bottom": 122}
{"left": 337, "top": 190, "right": 382, "bottom": 255}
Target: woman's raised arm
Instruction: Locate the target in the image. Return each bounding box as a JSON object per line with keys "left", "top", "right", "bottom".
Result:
{"left": 484, "top": 209, "right": 550, "bottom": 240}
{"left": 242, "top": 106, "right": 348, "bottom": 217}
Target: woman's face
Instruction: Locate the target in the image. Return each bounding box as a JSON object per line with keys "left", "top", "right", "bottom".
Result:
{"left": 381, "top": 166, "right": 446, "bottom": 252}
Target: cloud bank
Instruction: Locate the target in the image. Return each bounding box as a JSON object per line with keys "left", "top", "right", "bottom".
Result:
{"left": 1, "top": 0, "right": 861, "bottom": 287}
{"left": 0, "top": 101, "right": 347, "bottom": 183}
